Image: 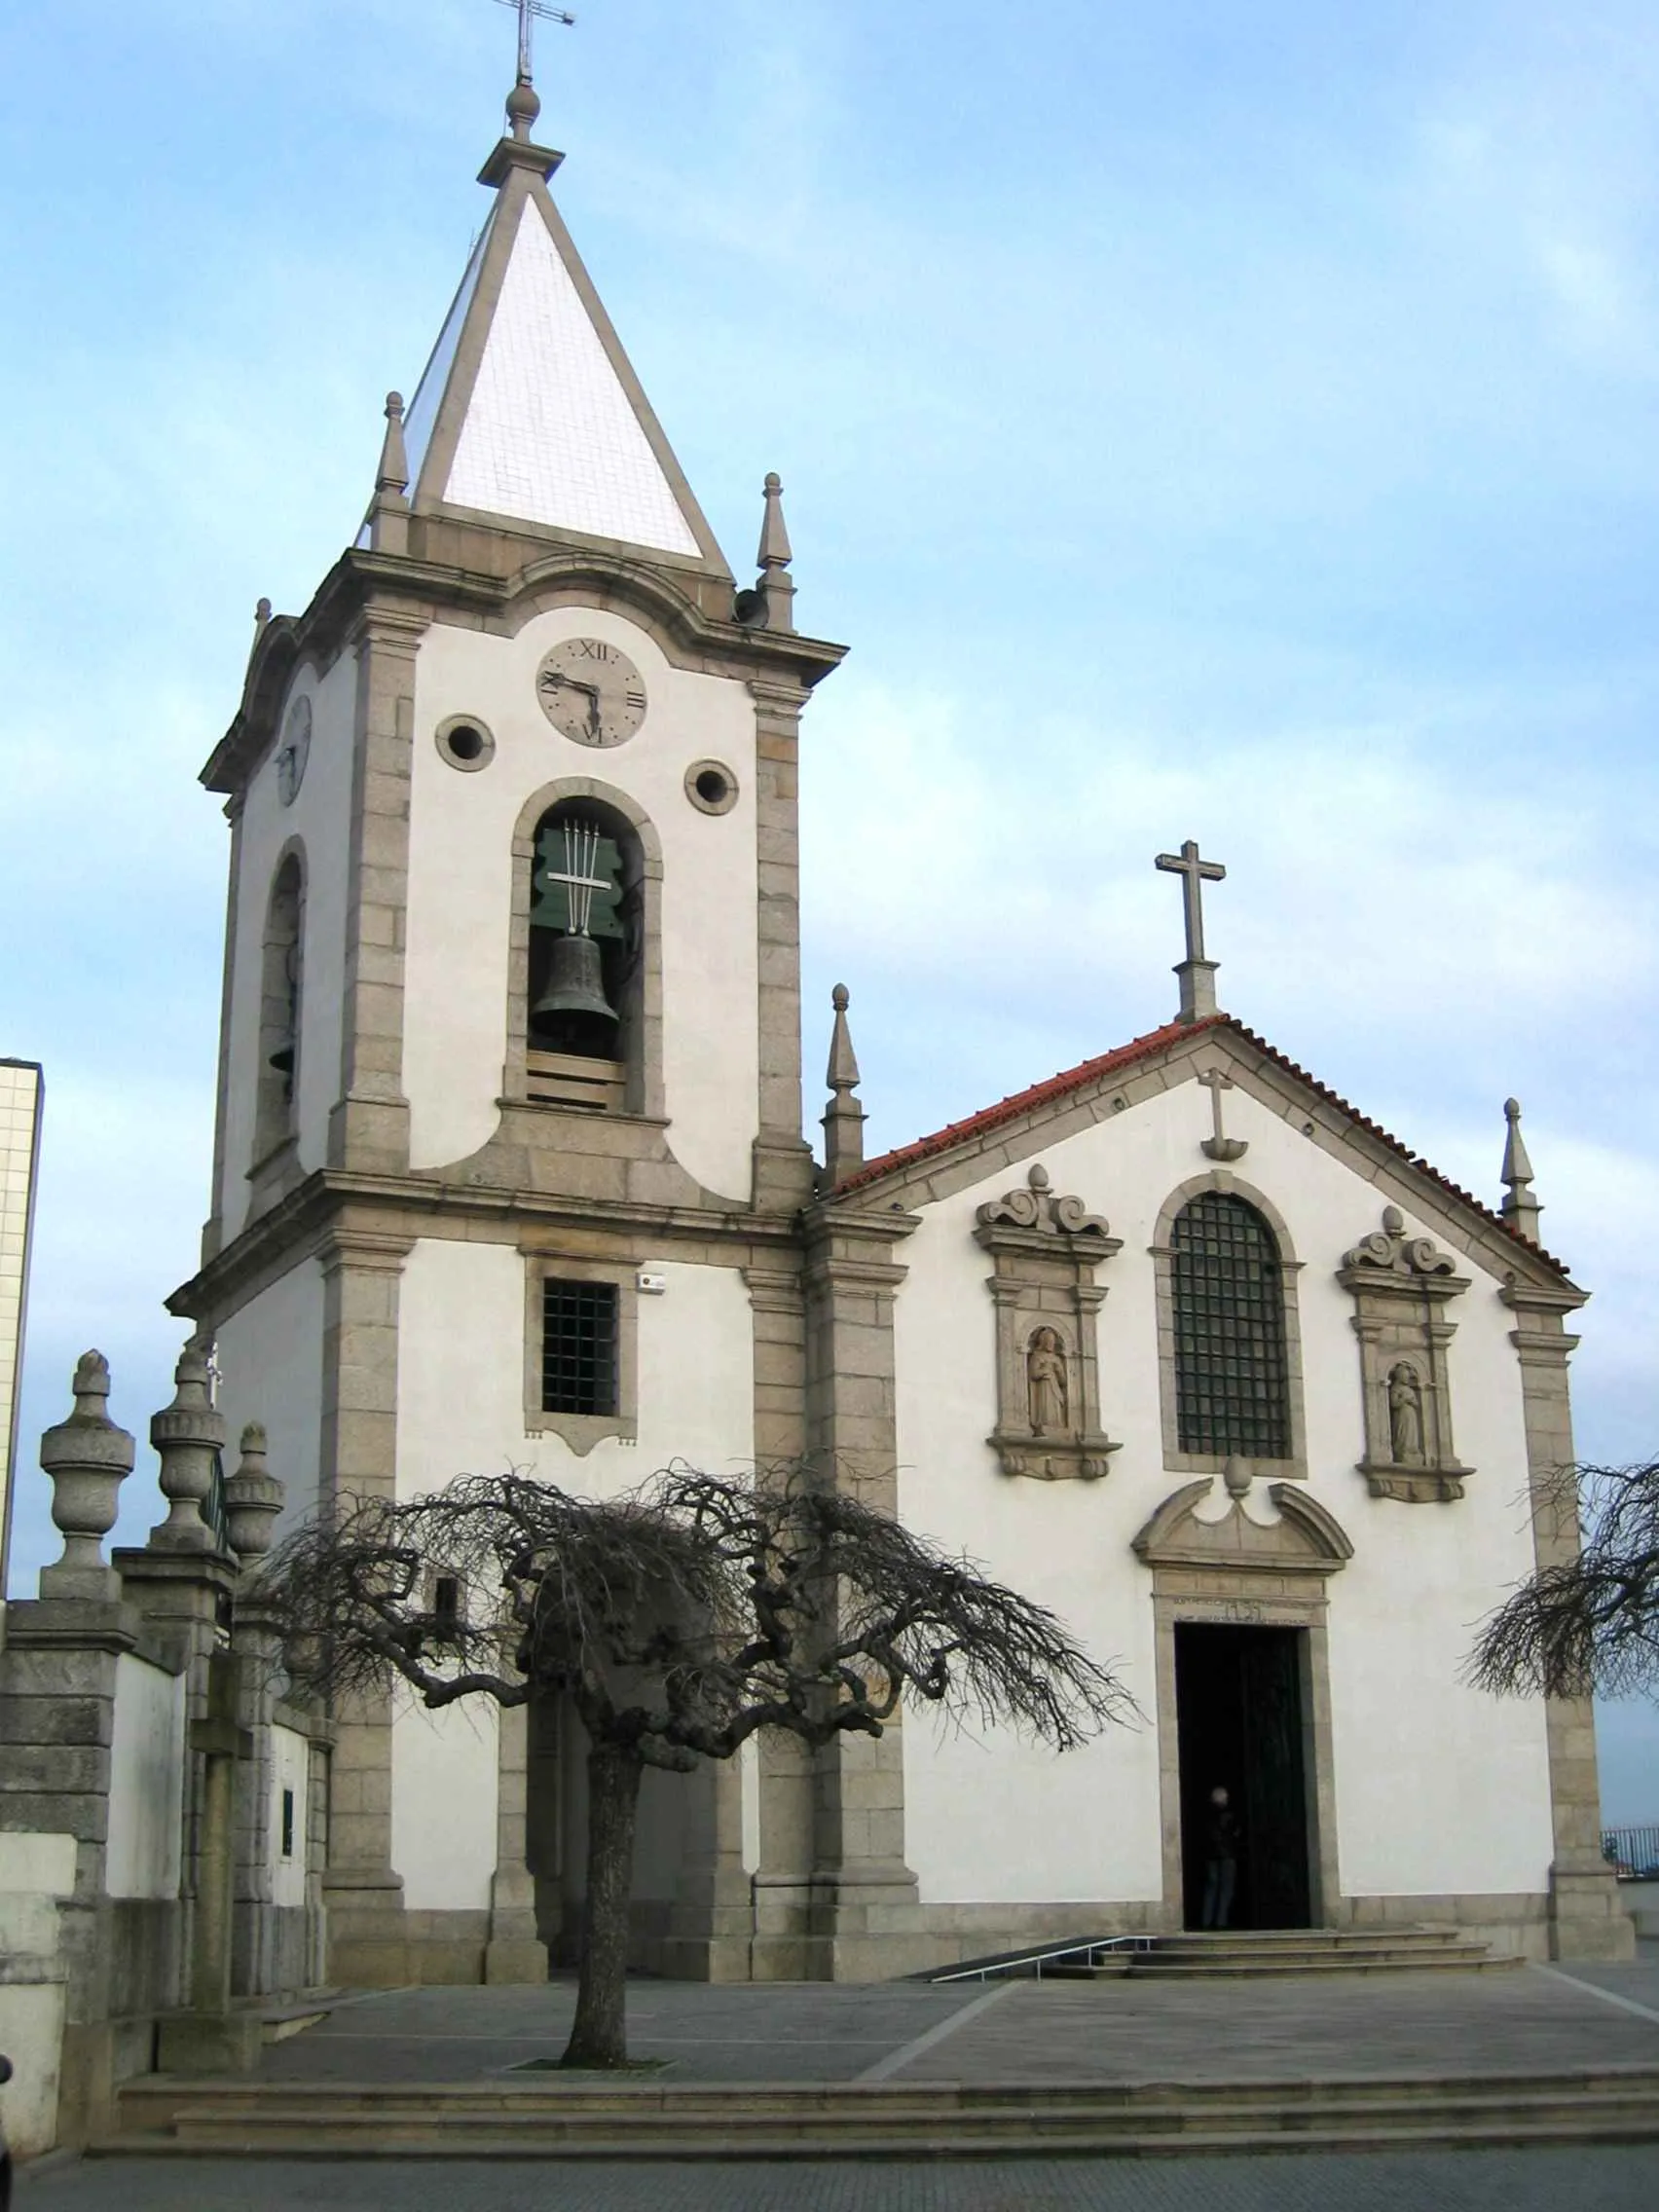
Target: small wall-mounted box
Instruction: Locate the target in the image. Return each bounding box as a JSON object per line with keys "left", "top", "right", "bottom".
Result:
{"left": 636, "top": 1270, "right": 668, "bottom": 1295}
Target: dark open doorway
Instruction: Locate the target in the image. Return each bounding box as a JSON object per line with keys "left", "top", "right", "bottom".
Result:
{"left": 1175, "top": 1622, "right": 1312, "bottom": 1931}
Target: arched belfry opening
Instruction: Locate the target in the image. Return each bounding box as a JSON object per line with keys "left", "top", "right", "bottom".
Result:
{"left": 526, "top": 797, "right": 645, "bottom": 1113}
{"left": 253, "top": 848, "right": 305, "bottom": 1164}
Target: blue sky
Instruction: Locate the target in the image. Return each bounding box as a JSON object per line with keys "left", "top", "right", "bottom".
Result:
{"left": 3, "top": 1, "right": 1658, "bottom": 1813}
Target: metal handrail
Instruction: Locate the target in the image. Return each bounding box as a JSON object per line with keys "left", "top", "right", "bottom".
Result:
{"left": 927, "top": 1935, "right": 1156, "bottom": 1984}
{"left": 1603, "top": 1824, "right": 1659, "bottom": 1877}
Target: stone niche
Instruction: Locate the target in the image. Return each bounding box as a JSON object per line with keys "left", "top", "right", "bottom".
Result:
{"left": 975, "top": 1163, "right": 1122, "bottom": 1481}
{"left": 1338, "top": 1205, "right": 1472, "bottom": 1504}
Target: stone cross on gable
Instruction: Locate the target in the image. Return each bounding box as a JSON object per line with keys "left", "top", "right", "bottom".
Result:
{"left": 1155, "top": 838, "right": 1227, "bottom": 1023}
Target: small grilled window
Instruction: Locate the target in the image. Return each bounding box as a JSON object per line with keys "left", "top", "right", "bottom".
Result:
{"left": 1171, "top": 1193, "right": 1291, "bottom": 1458}
{"left": 431, "top": 1575, "right": 461, "bottom": 1638}
{"left": 541, "top": 1280, "right": 619, "bottom": 1417}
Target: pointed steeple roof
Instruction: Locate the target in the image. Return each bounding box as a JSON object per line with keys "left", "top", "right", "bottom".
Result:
{"left": 385, "top": 99, "right": 727, "bottom": 571}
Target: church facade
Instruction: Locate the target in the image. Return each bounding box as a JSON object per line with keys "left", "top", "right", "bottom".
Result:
{"left": 171, "top": 72, "right": 1631, "bottom": 1985}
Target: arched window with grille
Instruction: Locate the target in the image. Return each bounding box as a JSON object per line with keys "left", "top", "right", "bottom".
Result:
{"left": 1170, "top": 1190, "right": 1292, "bottom": 1459}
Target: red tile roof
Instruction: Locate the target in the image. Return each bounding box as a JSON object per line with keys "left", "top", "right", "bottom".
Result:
{"left": 831, "top": 1012, "right": 1571, "bottom": 1280}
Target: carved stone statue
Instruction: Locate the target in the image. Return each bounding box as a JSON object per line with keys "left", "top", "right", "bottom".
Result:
{"left": 1026, "top": 1327, "right": 1069, "bottom": 1436}
{"left": 1388, "top": 1363, "right": 1425, "bottom": 1467}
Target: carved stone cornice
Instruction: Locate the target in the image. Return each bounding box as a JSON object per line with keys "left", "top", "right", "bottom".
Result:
{"left": 207, "top": 542, "right": 846, "bottom": 797}
{"left": 170, "top": 1167, "right": 812, "bottom": 1325}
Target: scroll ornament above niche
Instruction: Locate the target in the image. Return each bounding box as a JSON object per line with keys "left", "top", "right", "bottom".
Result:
{"left": 1341, "top": 1209, "right": 1461, "bottom": 1284}
{"left": 975, "top": 1164, "right": 1122, "bottom": 1482}
{"left": 1338, "top": 1204, "right": 1472, "bottom": 1504}
{"left": 976, "top": 1163, "right": 1113, "bottom": 1239}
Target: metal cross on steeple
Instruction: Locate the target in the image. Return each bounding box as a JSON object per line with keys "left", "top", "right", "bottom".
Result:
{"left": 493, "top": 0, "right": 575, "bottom": 87}
{"left": 1155, "top": 838, "right": 1227, "bottom": 1024}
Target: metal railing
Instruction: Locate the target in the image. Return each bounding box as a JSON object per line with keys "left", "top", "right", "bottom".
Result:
{"left": 1602, "top": 1825, "right": 1659, "bottom": 1877}
{"left": 926, "top": 1936, "right": 1156, "bottom": 1984}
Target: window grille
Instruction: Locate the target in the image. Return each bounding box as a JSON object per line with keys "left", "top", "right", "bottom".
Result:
{"left": 541, "top": 1280, "right": 620, "bottom": 1417}
{"left": 1171, "top": 1193, "right": 1291, "bottom": 1457}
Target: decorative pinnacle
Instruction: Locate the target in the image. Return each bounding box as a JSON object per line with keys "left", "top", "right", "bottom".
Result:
{"left": 376, "top": 391, "right": 410, "bottom": 497}
{"left": 1500, "top": 1096, "right": 1542, "bottom": 1239}
{"left": 822, "top": 983, "right": 866, "bottom": 1185}
{"left": 827, "top": 982, "right": 861, "bottom": 1091}
{"left": 254, "top": 597, "right": 272, "bottom": 633}
{"left": 758, "top": 472, "right": 793, "bottom": 571}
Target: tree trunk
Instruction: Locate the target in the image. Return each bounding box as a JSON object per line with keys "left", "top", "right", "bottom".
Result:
{"left": 561, "top": 1738, "right": 645, "bottom": 2068}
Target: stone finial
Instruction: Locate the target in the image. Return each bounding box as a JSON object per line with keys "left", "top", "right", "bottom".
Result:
{"left": 254, "top": 597, "right": 272, "bottom": 633}
{"left": 506, "top": 75, "right": 542, "bottom": 141}
{"left": 1500, "top": 1097, "right": 1542, "bottom": 1242}
{"left": 38, "top": 1351, "right": 136, "bottom": 1603}
{"left": 223, "top": 1423, "right": 284, "bottom": 1566}
{"left": 735, "top": 472, "right": 796, "bottom": 634}
{"left": 1222, "top": 1456, "right": 1252, "bottom": 1499}
{"left": 370, "top": 390, "right": 412, "bottom": 554}
{"left": 148, "top": 1338, "right": 228, "bottom": 1555}
{"left": 822, "top": 983, "right": 866, "bottom": 1186}
{"left": 376, "top": 391, "right": 409, "bottom": 497}
{"left": 758, "top": 471, "right": 793, "bottom": 571}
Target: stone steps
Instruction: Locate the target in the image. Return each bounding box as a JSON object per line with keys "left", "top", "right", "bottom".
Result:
{"left": 106, "top": 2068, "right": 1659, "bottom": 2159}
{"left": 1112, "top": 1928, "right": 1520, "bottom": 1978}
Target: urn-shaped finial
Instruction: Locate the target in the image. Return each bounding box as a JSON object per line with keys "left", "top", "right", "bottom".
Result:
{"left": 223, "top": 1423, "right": 284, "bottom": 1565}
{"left": 38, "top": 1350, "right": 135, "bottom": 1603}
{"left": 148, "top": 1338, "right": 227, "bottom": 1554}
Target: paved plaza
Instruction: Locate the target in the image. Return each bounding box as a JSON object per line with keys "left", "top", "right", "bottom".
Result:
{"left": 221, "top": 1948, "right": 1659, "bottom": 2088}
{"left": 19, "top": 2147, "right": 1659, "bottom": 2210}
{"left": 19, "top": 1949, "right": 1659, "bottom": 2209}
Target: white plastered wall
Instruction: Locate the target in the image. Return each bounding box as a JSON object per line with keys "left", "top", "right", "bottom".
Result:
{"left": 212, "top": 1256, "right": 326, "bottom": 1530}
{"left": 895, "top": 1071, "right": 1556, "bottom": 1908}
{"left": 106, "top": 1656, "right": 186, "bottom": 1899}
{"left": 391, "top": 1697, "right": 501, "bottom": 1914}
{"left": 0, "top": 1832, "right": 76, "bottom": 2159}
{"left": 394, "top": 1236, "right": 756, "bottom": 1500}
{"left": 387, "top": 1235, "right": 756, "bottom": 1910}
{"left": 219, "top": 649, "right": 357, "bottom": 1240}
{"left": 403, "top": 607, "right": 759, "bottom": 1198}
{"left": 271, "top": 1723, "right": 310, "bottom": 1912}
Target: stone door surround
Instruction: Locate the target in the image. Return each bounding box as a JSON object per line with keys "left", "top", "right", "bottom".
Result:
{"left": 1133, "top": 1467, "right": 1351, "bottom": 1930}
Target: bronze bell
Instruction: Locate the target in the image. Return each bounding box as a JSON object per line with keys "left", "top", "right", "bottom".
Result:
{"left": 532, "top": 931, "right": 619, "bottom": 1030}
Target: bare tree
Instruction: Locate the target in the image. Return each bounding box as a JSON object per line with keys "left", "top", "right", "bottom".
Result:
{"left": 1470, "top": 1460, "right": 1659, "bottom": 1702}
{"left": 261, "top": 1464, "right": 1133, "bottom": 2068}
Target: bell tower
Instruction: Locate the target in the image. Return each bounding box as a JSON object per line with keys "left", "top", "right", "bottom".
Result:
{"left": 173, "top": 62, "right": 844, "bottom": 1985}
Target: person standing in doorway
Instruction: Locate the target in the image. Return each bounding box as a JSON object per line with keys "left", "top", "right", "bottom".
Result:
{"left": 1200, "top": 1785, "right": 1238, "bottom": 1929}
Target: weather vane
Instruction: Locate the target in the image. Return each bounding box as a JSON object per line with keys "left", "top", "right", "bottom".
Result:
{"left": 493, "top": 0, "right": 575, "bottom": 87}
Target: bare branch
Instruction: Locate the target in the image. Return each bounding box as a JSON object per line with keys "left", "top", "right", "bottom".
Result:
{"left": 1468, "top": 1460, "right": 1659, "bottom": 1701}
{"left": 259, "top": 1461, "right": 1135, "bottom": 1753}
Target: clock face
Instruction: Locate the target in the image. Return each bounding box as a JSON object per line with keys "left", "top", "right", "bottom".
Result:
{"left": 536, "top": 638, "right": 647, "bottom": 748}
{"left": 276, "top": 696, "right": 312, "bottom": 806}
